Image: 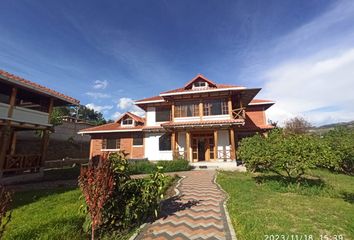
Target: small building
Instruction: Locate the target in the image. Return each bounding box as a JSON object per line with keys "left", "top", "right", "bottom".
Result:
{"left": 79, "top": 74, "right": 274, "bottom": 162}
{"left": 0, "top": 69, "right": 79, "bottom": 183}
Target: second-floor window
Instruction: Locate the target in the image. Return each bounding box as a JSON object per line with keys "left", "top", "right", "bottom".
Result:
{"left": 156, "top": 107, "right": 171, "bottom": 122}
{"left": 203, "top": 99, "right": 228, "bottom": 116}
{"left": 122, "top": 117, "right": 133, "bottom": 125}
{"left": 175, "top": 102, "right": 199, "bottom": 117}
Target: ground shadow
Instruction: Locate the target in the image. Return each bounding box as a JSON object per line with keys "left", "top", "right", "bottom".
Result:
{"left": 341, "top": 192, "right": 354, "bottom": 204}
{"left": 158, "top": 194, "right": 200, "bottom": 219}
{"left": 253, "top": 175, "right": 326, "bottom": 188}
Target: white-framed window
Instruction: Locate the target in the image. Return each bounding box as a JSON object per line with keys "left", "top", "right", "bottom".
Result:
{"left": 133, "top": 132, "right": 143, "bottom": 146}
{"left": 122, "top": 117, "right": 133, "bottom": 125}
{"left": 193, "top": 81, "right": 207, "bottom": 88}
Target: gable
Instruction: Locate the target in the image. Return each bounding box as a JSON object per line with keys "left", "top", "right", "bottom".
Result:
{"left": 184, "top": 74, "right": 217, "bottom": 90}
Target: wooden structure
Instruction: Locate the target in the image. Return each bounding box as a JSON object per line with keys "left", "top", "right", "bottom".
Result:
{"left": 0, "top": 70, "right": 79, "bottom": 183}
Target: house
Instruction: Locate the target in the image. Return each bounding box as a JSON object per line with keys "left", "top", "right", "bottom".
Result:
{"left": 79, "top": 74, "right": 274, "bottom": 162}
{"left": 0, "top": 69, "right": 79, "bottom": 183}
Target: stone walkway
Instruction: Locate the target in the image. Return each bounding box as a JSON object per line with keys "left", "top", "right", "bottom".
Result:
{"left": 135, "top": 170, "right": 235, "bottom": 240}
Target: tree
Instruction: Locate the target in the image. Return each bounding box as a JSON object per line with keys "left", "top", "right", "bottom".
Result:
{"left": 284, "top": 116, "right": 312, "bottom": 135}
{"left": 79, "top": 157, "right": 115, "bottom": 240}
{"left": 324, "top": 127, "right": 354, "bottom": 174}
{"left": 238, "top": 129, "right": 339, "bottom": 181}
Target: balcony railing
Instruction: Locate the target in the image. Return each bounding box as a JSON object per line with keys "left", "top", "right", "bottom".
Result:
{"left": 173, "top": 150, "right": 188, "bottom": 160}
{"left": 3, "top": 154, "right": 42, "bottom": 173}
{"left": 232, "top": 107, "right": 246, "bottom": 120}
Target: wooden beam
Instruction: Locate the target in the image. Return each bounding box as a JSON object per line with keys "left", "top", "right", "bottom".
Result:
{"left": 186, "top": 131, "right": 191, "bottom": 162}
{"left": 229, "top": 128, "right": 236, "bottom": 160}
{"left": 39, "top": 98, "right": 54, "bottom": 168}
{"left": 10, "top": 130, "right": 16, "bottom": 155}
{"left": 214, "top": 130, "right": 218, "bottom": 161}
{"left": 7, "top": 87, "right": 17, "bottom": 118}
{"left": 199, "top": 101, "right": 203, "bottom": 120}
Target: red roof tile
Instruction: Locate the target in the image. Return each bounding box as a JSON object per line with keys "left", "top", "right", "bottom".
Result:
{"left": 160, "top": 83, "right": 242, "bottom": 95}
{"left": 161, "top": 119, "right": 244, "bottom": 127}
{"left": 135, "top": 95, "right": 164, "bottom": 103}
{"left": 79, "top": 122, "right": 143, "bottom": 133}
{"left": 0, "top": 69, "right": 79, "bottom": 105}
{"left": 183, "top": 74, "right": 217, "bottom": 88}
{"left": 115, "top": 112, "right": 145, "bottom": 123}
{"left": 250, "top": 99, "right": 275, "bottom": 104}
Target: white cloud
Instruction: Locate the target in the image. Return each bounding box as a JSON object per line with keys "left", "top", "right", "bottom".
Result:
{"left": 85, "top": 92, "right": 111, "bottom": 99}
{"left": 85, "top": 103, "right": 113, "bottom": 113}
{"left": 262, "top": 48, "right": 354, "bottom": 126}
{"left": 117, "top": 97, "right": 144, "bottom": 116}
{"left": 111, "top": 111, "right": 122, "bottom": 120}
{"left": 93, "top": 80, "right": 108, "bottom": 90}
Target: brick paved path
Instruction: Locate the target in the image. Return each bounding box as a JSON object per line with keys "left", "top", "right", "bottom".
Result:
{"left": 135, "top": 170, "right": 234, "bottom": 240}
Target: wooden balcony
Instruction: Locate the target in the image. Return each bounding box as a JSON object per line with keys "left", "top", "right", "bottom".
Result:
{"left": 173, "top": 150, "right": 188, "bottom": 160}
{"left": 217, "top": 149, "right": 232, "bottom": 161}
{"left": 3, "top": 154, "right": 42, "bottom": 173}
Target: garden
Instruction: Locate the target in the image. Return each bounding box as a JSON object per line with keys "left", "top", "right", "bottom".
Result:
{"left": 218, "top": 121, "right": 354, "bottom": 240}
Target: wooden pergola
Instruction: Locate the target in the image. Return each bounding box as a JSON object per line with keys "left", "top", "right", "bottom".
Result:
{"left": 0, "top": 70, "right": 79, "bottom": 183}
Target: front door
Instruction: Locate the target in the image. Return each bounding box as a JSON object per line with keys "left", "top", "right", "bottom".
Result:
{"left": 197, "top": 139, "right": 206, "bottom": 161}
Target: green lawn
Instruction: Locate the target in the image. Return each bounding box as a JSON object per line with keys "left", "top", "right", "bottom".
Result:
{"left": 217, "top": 170, "right": 354, "bottom": 240}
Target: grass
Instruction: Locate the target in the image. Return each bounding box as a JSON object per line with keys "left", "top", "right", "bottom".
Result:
{"left": 3, "top": 174, "right": 177, "bottom": 240}
{"left": 217, "top": 169, "right": 354, "bottom": 240}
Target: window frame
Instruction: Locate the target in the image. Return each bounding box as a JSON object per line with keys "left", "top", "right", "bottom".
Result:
{"left": 159, "top": 133, "right": 171, "bottom": 151}
{"left": 132, "top": 132, "right": 143, "bottom": 146}
{"left": 203, "top": 99, "right": 228, "bottom": 116}
{"left": 102, "top": 138, "right": 121, "bottom": 151}
{"left": 122, "top": 117, "right": 133, "bottom": 125}
{"left": 155, "top": 107, "right": 171, "bottom": 122}
{"left": 175, "top": 102, "right": 199, "bottom": 118}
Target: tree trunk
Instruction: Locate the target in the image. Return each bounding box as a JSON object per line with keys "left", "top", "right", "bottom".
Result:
{"left": 91, "top": 226, "right": 95, "bottom": 240}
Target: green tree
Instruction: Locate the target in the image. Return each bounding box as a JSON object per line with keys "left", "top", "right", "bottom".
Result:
{"left": 239, "top": 129, "right": 339, "bottom": 181}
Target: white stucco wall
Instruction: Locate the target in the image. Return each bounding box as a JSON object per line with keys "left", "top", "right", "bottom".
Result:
{"left": 202, "top": 115, "right": 230, "bottom": 121}
{"left": 146, "top": 107, "right": 157, "bottom": 126}
{"left": 144, "top": 132, "right": 172, "bottom": 160}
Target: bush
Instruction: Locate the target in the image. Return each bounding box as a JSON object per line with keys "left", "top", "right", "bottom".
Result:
{"left": 128, "top": 160, "right": 191, "bottom": 174}
{"left": 81, "top": 152, "right": 168, "bottom": 237}
{"left": 323, "top": 127, "right": 354, "bottom": 174}
{"left": 239, "top": 129, "right": 339, "bottom": 181}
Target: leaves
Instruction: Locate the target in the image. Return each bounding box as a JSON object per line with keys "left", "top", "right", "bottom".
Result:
{"left": 0, "top": 185, "right": 12, "bottom": 239}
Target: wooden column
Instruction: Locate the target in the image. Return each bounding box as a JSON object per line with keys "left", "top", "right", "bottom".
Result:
{"left": 10, "top": 130, "right": 17, "bottom": 155}
{"left": 0, "top": 87, "right": 17, "bottom": 175}
{"left": 171, "top": 131, "right": 176, "bottom": 159}
{"left": 199, "top": 101, "right": 203, "bottom": 120}
{"left": 171, "top": 103, "right": 175, "bottom": 121}
{"left": 40, "top": 98, "right": 54, "bottom": 168}
{"left": 186, "top": 131, "right": 191, "bottom": 162}
{"left": 214, "top": 129, "right": 218, "bottom": 161}
{"left": 228, "top": 96, "right": 233, "bottom": 119}
{"left": 229, "top": 128, "right": 236, "bottom": 160}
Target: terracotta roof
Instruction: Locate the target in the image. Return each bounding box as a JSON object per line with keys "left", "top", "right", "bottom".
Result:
{"left": 116, "top": 112, "right": 145, "bottom": 123}
{"left": 183, "top": 74, "right": 217, "bottom": 88}
{"left": 239, "top": 124, "right": 274, "bottom": 131}
{"left": 135, "top": 95, "right": 164, "bottom": 103}
{"left": 160, "top": 83, "right": 243, "bottom": 95}
{"left": 161, "top": 119, "right": 244, "bottom": 128}
{"left": 250, "top": 99, "right": 275, "bottom": 104}
{"left": 78, "top": 122, "right": 143, "bottom": 133}
{"left": 0, "top": 69, "right": 79, "bottom": 105}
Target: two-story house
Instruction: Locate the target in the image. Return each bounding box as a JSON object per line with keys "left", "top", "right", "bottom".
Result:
{"left": 79, "top": 74, "right": 274, "bottom": 162}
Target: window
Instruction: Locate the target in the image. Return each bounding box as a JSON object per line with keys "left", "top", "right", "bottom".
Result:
{"left": 175, "top": 102, "right": 199, "bottom": 117}
{"left": 133, "top": 133, "right": 143, "bottom": 146}
{"left": 156, "top": 107, "right": 171, "bottom": 122}
{"left": 203, "top": 99, "right": 228, "bottom": 116}
{"left": 193, "top": 81, "right": 207, "bottom": 88}
{"left": 122, "top": 117, "right": 133, "bottom": 125}
{"left": 159, "top": 133, "right": 171, "bottom": 151}
{"left": 102, "top": 138, "right": 120, "bottom": 149}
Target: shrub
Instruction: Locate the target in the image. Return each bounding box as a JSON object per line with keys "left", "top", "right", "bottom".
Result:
{"left": 323, "top": 127, "right": 354, "bottom": 174}
{"left": 79, "top": 157, "right": 115, "bottom": 240}
{"left": 239, "top": 129, "right": 339, "bottom": 181}
{"left": 128, "top": 160, "right": 191, "bottom": 174}
{"left": 84, "top": 152, "right": 168, "bottom": 236}
{"left": 0, "top": 185, "right": 12, "bottom": 239}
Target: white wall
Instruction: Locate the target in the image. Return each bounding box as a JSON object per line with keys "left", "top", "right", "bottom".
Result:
{"left": 174, "top": 116, "right": 200, "bottom": 122}
{"left": 146, "top": 107, "right": 156, "bottom": 126}
{"left": 177, "top": 132, "right": 186, "bottom": 151}
{"left": 144, "top": 132, "right": 172, "bottom": 160}
{"left": 217, "top": 130, "right": 230, "bottom": 159}
{"left": 202, "top": 115, "right": 230, "bottom": 121}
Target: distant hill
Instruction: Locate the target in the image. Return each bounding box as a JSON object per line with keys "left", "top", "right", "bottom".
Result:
{"left": 309, "top": 120, "right": 354, "bottom": 134}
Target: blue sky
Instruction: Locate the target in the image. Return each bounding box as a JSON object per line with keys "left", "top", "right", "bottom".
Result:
{"left": 1, "top": 0, "right": 354, "bottom": 125}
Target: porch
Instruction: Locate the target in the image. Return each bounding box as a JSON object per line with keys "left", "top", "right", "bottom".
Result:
{"left": 171, "top": 127, "right": 237, "bottom": 162}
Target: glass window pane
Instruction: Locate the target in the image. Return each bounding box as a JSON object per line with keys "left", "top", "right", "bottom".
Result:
{"left": 159, "top": 133, "right": 171, "bottom": 151}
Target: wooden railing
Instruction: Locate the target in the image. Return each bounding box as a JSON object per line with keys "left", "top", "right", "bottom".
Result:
{"left": 217, "top": 150, "right": 232, "bottom": 160}
{"left": 232, "top": 107, "right": 246, "bottom": 120}
{"left": 173, "top": 150, "right": 188, "bottom": 160}
{"left": 3, "top": 154, "right": 42, "bottom": 172}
